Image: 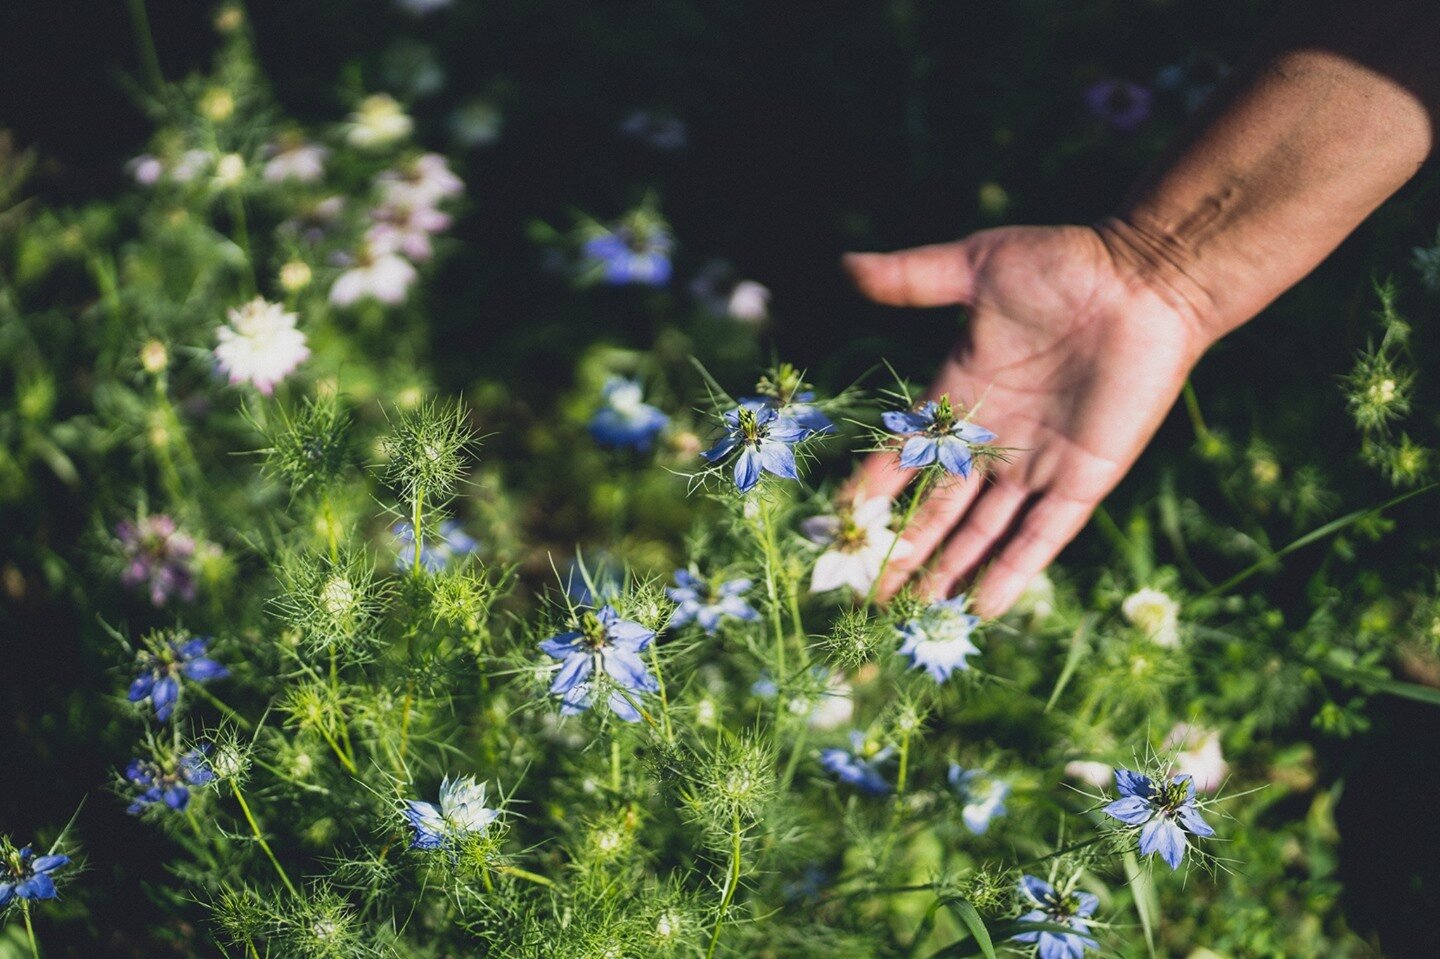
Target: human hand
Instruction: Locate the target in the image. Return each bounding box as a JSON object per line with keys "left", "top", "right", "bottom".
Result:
{"left": 844, "top": 223, "right": 1216, "bottom": 616}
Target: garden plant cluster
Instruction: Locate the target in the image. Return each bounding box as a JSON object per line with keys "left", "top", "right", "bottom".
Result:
{"left": 3, "top": 2, "right": 1440, "bottom": 958}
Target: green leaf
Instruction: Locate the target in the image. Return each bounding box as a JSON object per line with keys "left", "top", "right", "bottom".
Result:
{"left": 947, "top": 899, "right": 996, "bottom": 959}
{"left": 1045, "top": 614, "right": 1094, "bottom": 713}
{"left": 1196, "top": 484, "right": 1436, "bottom": 602}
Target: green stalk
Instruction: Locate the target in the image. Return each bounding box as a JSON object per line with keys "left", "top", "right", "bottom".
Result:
{"left": 231, "top": 782, "right": 301, "bottom": 898}
{"left": 125, "top": 0, "right": 165, "bottom": 95}
{"left": 705, "top": 808, "right": 745, "bottom": 959}
{"left": 756, "top": 495, "right": 788, "bottom": 692}
{"left": 227, "top": 191, "right": 258, "bottom": 298}
{"left": 865, "top": 469, "right": 933, "bottom": 607}
{"left": 22, "top": 903, "right": 40, "bottom": 959}
{"left": 497, "top": 864, "right": 556, "bottom": 887}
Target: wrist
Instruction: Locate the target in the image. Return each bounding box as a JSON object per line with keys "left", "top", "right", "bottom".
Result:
{"left": 1092, "top": 214, "right": 1228, "bottom": 354}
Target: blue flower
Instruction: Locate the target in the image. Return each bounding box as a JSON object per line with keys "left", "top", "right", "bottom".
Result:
{"left": 701, "top": 400, "right": 807, "bottom": 493}
{"left": 947, "top": 764, "right": 1009, "bottom": 835}
{"left": 745, "top": 391, "right": 834, "bottom": 437}
{"left": 1083, "top": 78, "right": 1153, "bottom": 132}
{"left": 403, "top": 775, "right": 500, "bottom": 850}
{"left": 897, "top": 596, "right": 982, "bottom": 682}
{"left": 393, "top": 519, "right": 481, "bottom": 572}
{"left": 820, "top": 731, "right": 892, "bottom": 795}
{"left": 125, "top": 748, "right": 216, "bottom": 815}
{"left": 589, "top": 377, "right": 669, "bottom": 451}
{"left": 667, "top": 569, "right": 760, "bottom": 633}
{"left": 0, "top": 846, "right": 71, "bottom": 907}
{"left": 582, "top": 225, "right": 673, "bottom": 286}
{"left": 128, "top": 637, "right": 229, "bottom": 723}
{"left": 1010, "top": 875, "right": 1099, "bottom": 959}
{"left": 882, "top": 396, "right": 996, "bottom": 476}
{"left": 539, "top": 605, "right": 659, "bottom": 722}
{"left": 1102, "top": 768, "right": 1216, "bottom": 869}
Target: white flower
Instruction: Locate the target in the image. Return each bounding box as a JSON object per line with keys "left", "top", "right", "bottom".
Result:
{"left": 127, "top": 154, "right": 164, "bottom": 186}
{"left": 263, "top": 142, "right": 329, "bottom": 184}
{"left": 169, "top": 149, "right": 212, "bottom": 184}
{"left": 1167, "top": 724, "right": 1229, "bottom": 793}
{"left": 214, "top": 298, "right": 309, "bottom": 395}
{"left": 726, "top": 280, "right": 771, "bottom": 323}
{"left": 1121, "top": 587, "right": 1181, "bottom": 648}
{"left": 377, "top": 152, "right": 464, "bottom": 208}
{"left": 1063, "top": 760, "right": 1113, "bottom": 788}
{"left": 346, "top": 95, "right": 413, "bottom": 150}
{"left": 1012, "top": 571, "right": 1056, "bottom": 621}
{"left": 806, "top": 673, "right": 854, "bottom": 731}
{"left": 329, "top": 249, "right": 418, "bottom": 307}
{"left": 897, "top": 597, "right": 982, "bottom": 682}
{"left": 365, "top": 203, "right": 452, "bottom": 262}
{"left": 436, "top": 775, "right": 500, "bottom": 833}
{"left": 802, "top": 497, "right": 912, "bottom": 595}
{"left": 213, "top": 153, "right": 246, "bottom": 189}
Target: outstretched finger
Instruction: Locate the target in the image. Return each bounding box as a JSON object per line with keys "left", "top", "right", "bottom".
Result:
{"left": 970, "top": 493, "right": 1096, "bottom": 618}
{"left": 843, "top": 242, "right": 977, "bottom": 308}
{"left": 873, "top": 473, "right": 987, "bottom": 602}
{"left": 921, "top": 479, "right": 1032, "bottom": 600}
{"left": 844, "top": 448, "right": 916, "bottom": 509}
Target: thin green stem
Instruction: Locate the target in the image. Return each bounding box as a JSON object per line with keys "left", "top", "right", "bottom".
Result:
{"left": 705, "top": 808, "right": 744, "bottom": 959}
{"left": 125, "top": 0, "right": 165, "bottom": 95}
{"left": 610, "top": 738, "right": 622, "bottom": 793}
{"left": 227, "top": 191, "right": 257, "bottom": 297}
{"left": 755, "top": 496, "right": 788, "bottom": 698}
{"left": 497, "top": 864, "right": 556, "bottom": 887}
{"left": 866, "top": 470, "right": 933, "bottom": 607}
{"left": 22, "top": 903, "right": 40, "bottom": 959}
{"left": 189, "top": 683, "right": 254, "bottom": 732}
{"left": 231, "top": 782, "right": 301, "bottom": 898}
{"left": 648, "top": 645, "right": 675, "bottom": 744}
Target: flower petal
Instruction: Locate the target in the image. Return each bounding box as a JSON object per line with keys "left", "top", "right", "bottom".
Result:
{"left": 898, "top": 436, "right": 938, "bottom": 469}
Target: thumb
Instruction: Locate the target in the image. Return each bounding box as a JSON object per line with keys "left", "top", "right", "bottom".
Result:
{"left": 842, "top": 240, "right": 977, "bottom": 307}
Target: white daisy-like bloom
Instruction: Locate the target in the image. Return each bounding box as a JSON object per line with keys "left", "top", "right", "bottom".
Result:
{"left": 329, "top": 248, "right": 418, "bottom": 307}
{"left": 365, "top": 203, "right": 452, "bottom": 262}
{"left": 1121, "top": 587, "right": 1181, "bottom": 648}
{"left": 1063, "top": 760, "right": 1114, "bottom": 789}
{"left": 263, "top": 142, "right": 329, "bottom": 184}
{"left": 377, "top": 153, "right": 464, "bottom": 209}
{"left": 212, "top": 152, "right": 246, "bottom": 189}
{"left": 214, "top": 298, "right": 310, "bottom": 395}
{"left": 346, "top": 94, "right": 414, "bottom": 151}
{"left": 802, "top": 497, "right": 912, "bottom": 595}
{"left": 726, "top": 280, "right": 771, "bottom": 324}
{"left": 1166, "top": 723, "right": 1228, "bottom": 793}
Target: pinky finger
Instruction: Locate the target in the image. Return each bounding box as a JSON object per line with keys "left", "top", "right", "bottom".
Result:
{"left": 971, "top": 494, "right": 1096, "bottom": 618}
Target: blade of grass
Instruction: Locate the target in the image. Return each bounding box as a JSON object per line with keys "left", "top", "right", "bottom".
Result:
{"left": 1045, "top": 614, "right": 1095, "bottom": 713}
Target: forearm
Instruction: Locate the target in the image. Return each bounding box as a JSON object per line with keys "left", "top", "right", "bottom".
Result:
{"left": 1098, "top": 0, "right": 1440, "bottom": 343}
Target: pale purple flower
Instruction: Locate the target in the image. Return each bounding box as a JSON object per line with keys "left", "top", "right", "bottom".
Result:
{"left": 330, "top": 248, "right": 418, "bottom": 307}
{"left": 116, "top": 515, "right": 198, "bottom": 606}
{"left": 1083, "top": 79, "right": 1153, "bottom": 132}
{"left": 262, "top": 142, "right": 329, "bottom": 184}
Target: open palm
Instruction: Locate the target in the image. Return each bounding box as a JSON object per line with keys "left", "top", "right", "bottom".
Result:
{"left": 846, "top": 224, "right": 1211, "bottom": 616}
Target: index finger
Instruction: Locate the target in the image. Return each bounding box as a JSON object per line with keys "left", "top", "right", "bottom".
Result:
{"left": 843, "top": 447, "right": 913, "bottom": 507}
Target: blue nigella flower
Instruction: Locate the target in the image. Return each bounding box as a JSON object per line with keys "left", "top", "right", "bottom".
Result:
{"left": 1103, "top": 768, "right": 1215, "bottom": 869}
{"left": 403, "top": 775, "right": 500, "bottom": 850}
{"left": 820, "top": 731, "right": 892, "bottom": 795}
{"left": 667, "top": 569, "right": 760, "bottom": 633}
{"left": 539, "top": 605, "right": 659, "bottom": 722}
{"left": 1010, "top": 875, "right": 1099, "bottom": 959}
{"left": 947, "top": 764, "right": 1009, "bottom": 835}
{"left": 582, "top": 225, "right": 673, "bottom": 286}
{"left": 897, "top": 596, "right": 982, "bottom": 682}
{"left": 745, "top": 391, "right": 834, "bottom": 437}
{"left": 589, "top": 377, "right": 669, "bottom": 451}
{"left": 1083, "top": 78, "right": 1153, "bottom": 132}
{"left": 882, "top": 396, "right": 996, "bottom": 476}
{"left": 393, "top": 519, "right": 481, "bottom": 573}
{"left": 0, "top": 846, "right": 71, "bottom": 907}
{"left": 125, "top": 748, "right": 216, "bottom": 815}
{"left": 701, "top": 400, "right": 807, "bottom": 493}
{"left": 128, "top": 637, "right": 229, "bottom": 723}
